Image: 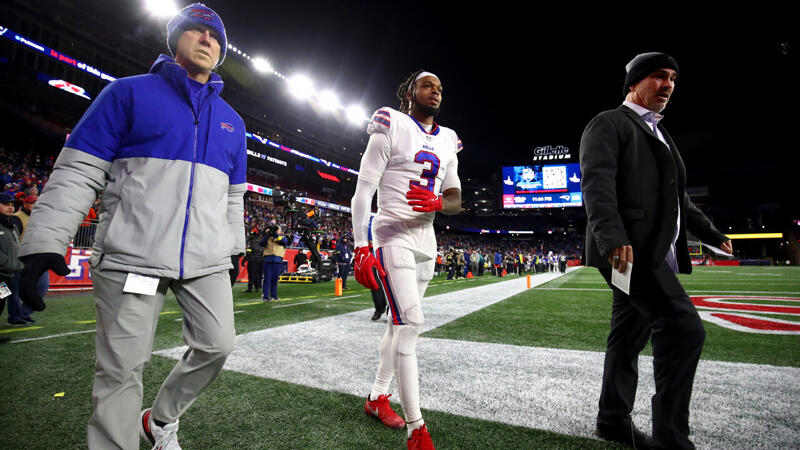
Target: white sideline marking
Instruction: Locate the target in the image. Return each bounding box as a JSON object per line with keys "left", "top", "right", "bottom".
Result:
{"left": 11, "top": 329, "right": 96, "bottom": 343}
{"left": 272, "top": 301, "right": 314, "bottom": 308}
{"left": 536, "top": 287, "right": 800, "bottom": 295}
{"left": 154, "top": 267, "right": 800, "bottom": 449}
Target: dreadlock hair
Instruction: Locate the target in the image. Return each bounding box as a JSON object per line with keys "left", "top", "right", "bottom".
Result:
{"left": 396, "top": 69, "right": 425, "bottom": 114}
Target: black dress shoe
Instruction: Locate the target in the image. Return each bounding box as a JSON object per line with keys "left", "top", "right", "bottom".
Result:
{"left": 370, "top": 308, "right": 385, "bottom": 321}
{"left": 596, "top": 419, "right": 655, "bottom": 449}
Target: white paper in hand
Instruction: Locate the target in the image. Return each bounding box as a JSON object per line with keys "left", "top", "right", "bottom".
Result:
{"left": 0, "top": 282, "right": 11, "bottom": 299}
{"left": 611, "top": 262, "right": 632, "bottom": 295}
{"left": 703, "top": 243, "right": 733, "bottom": 257}
{"left": 122, "top": 273, "right": 160, "bottom": 296}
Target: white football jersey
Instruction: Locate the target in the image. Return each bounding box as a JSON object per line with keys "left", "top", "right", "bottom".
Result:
{"left": 363, "top": 107, "right": 462, "bottom": 225}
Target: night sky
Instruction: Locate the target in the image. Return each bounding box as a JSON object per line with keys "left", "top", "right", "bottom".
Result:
{"left": 30, "top": 2, "right": 800, "bottom": 208}
{"left": 216, "top": 4, "right": 797, "bottom": 207}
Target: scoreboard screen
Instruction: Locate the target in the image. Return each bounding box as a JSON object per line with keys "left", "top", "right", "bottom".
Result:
{"left": 501, "top": 163, "right": 582, "bottom": 209}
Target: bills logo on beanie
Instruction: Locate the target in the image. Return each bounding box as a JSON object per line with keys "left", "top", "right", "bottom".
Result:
{"left": 167, "top": 3, "right": 227, "bottom": 67}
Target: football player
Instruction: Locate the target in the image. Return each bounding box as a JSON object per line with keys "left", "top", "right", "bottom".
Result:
{"left": 351, "top": 70, "right": 462, "bottom": 450}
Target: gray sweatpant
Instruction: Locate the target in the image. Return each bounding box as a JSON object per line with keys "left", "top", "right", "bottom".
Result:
{"left": 87, "top": 267, "right": 235, "bottom": 450}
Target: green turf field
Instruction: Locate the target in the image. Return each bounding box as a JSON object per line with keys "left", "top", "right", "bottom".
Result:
{"left": 1, "top": 266, "right": 798, "bottom": 449}
{"left": 425, "top": 266, "right": 800, "bottom": 367}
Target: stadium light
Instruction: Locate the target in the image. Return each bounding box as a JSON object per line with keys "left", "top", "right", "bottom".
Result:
{"left": 288, "top": 74, "right": 314, "bottom": 100}
{"left": 252, "top": 57, "right": 273, "bottom": 74}
{"left": 144, "top": 0, "right": 178, "bottom": 17}
{"left": 346, "top": 105, "right": 367, "bottom": 123}
{"left": 318, "top": 90, "right": 339, "bottom": 111}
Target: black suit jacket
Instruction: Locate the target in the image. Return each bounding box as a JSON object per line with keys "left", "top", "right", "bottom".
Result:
{"left": 580, "top": 105, "right": 727, "bottom": 275}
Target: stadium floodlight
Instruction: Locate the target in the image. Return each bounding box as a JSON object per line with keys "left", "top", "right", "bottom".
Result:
{"left": 319, "top": 90, "right": 339, "bottom": 111}
{"left": 288, "top": 74, "right": 314, "bottom": 100}
{"left": 346, "top": 105, "right": 367, "bottom": 124}
{"left": 252, "top": 57, "right": 273, "bottom": 74}
{"left": 144, "top": 0, "right": 178, "bottom": 17}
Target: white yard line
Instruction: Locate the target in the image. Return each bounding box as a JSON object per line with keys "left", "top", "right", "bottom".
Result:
{"left": 11, "top": 329, "right": 96, "bottom": 343}
{"left": 535, "top": 287, "right": 800, "bottom": 295}
{"left": 272, "top": 301, "right": 314, "bottom": 308}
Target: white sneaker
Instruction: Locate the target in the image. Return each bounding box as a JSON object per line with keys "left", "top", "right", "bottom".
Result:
{"left": 139, "top": 408, "right": 182, "bottom": 450}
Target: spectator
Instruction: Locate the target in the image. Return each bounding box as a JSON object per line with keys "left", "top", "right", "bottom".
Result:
{"left": 470, "top": 250, "right": 479, "bottom": 277}
{"left": 494, "top": 250, "right": 503, "bottom": 276}
{"left": 0, "top": 192, "right": 25, "bottom": 325}
{"left": 76, "top": 198, "right": 99, "bottom": 248}
{"left": 13, "top": 194, "right": 44, "bottom": 323}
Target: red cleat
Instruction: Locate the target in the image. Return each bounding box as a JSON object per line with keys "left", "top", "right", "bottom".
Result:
{"left": 364, "top": 394, "right": 406, "bottom": 429}
{"left": 407, "top": 424, "right": 435, "bottom": 450}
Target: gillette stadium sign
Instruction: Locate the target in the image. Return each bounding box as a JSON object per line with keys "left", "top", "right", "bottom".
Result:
{"left": 532, "top": 145, "right": 572, "bottom": 161}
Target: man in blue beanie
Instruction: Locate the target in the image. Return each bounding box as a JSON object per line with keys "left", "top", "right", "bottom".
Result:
{"left": 18, "top": 3, "right": 245, "bottom": 449}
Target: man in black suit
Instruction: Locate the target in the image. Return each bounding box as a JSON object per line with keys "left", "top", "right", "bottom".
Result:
{"left": 580, "top": 52, "right": 733, "bottom": 449}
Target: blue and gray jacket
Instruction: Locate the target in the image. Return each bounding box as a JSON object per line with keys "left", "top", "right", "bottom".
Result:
{"left": 19, "top": 54, "right": 247, "bottom": 279}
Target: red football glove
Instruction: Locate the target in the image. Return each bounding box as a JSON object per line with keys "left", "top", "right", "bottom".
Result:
{"left": 406, "top": 186, "right": 443, "bottom": 212}
{"left": 353, "top": 246, "right": 386, "bottom": 291}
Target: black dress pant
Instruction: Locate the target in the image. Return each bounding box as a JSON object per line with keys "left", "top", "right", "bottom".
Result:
{"left": 598, "top": 262, "right": 705, "bottom": 450}
{"left": 370, "top": 266, "right": 386, "bottom": 313}
{"left": 247, "top": 258, "right": 263, "bottom": 291}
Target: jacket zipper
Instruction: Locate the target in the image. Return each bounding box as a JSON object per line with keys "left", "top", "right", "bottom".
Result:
{"left": 179, "top": 112, "right": 199, "bottom": 279}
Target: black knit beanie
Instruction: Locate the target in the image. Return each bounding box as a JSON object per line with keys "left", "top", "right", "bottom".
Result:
{"left": 623, "top": 52, "right": 679, "bottom": 97}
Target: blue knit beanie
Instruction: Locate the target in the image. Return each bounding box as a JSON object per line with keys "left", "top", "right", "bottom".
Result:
{"left": 167, "top": 3, "right": 227, "bottom": 67}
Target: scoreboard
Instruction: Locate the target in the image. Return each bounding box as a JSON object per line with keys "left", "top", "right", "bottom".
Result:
{"left": 501, "top": 163, "right": 582, "bottom": 209}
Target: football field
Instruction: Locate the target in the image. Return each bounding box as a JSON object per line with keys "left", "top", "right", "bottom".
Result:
{"left": 2, "top": 266, "right": 798, "bottom": 449}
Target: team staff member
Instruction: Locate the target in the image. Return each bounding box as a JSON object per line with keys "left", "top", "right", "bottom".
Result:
{"left": 351, "top": 70, "right": 462, "bottom": 450}
{"left": 244, "top": 229, "right": 264, "bottom": 293}
{"left": 334, "top": 235, "right": 352, "bottom": 289}
{"left": 580, "top": 52, "right": 731, "bottom": 449}
{"left": 261, "top": 223, "right": 288, "bottom": 302}
{"left": 17, "top": 4, "right": 246, "bottom": 449}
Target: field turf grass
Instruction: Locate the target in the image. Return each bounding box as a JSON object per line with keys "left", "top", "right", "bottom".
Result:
{"left": 1, "top": 266, "right": 797, "bottom": 448}
{"left": 425, "top": 266, "right": 800, "bottom": 367}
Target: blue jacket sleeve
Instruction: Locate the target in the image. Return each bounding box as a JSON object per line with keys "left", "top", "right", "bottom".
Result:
{"left": 65, "top": 80, "right": 131, "bottom": 162}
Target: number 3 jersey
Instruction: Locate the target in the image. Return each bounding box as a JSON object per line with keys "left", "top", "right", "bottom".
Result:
{"left": 358, "top": 107, "right": 462, "bottom": 258}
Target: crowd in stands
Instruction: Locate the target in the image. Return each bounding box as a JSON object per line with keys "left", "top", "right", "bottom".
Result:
{"left": 434, "top": 230, "right": 582, "bottom": 279}
{"left": 0, "top": 148, "right": 53, "bottom": 201}
{"left": 244, "top": 196, "right": 352, "bottom": 252}
{"left": 242, "top": 191, "right": 585, "bottom": 278}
